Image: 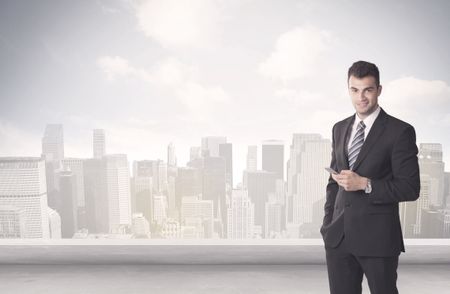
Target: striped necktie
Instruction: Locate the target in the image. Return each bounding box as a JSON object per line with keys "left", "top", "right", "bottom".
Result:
{"left": 348, "top": 121, "right": 366, "bottom": 170}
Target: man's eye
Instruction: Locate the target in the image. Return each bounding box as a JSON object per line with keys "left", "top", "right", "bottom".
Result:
{"left": 351, "top": 89, "right": 357, "bottom": 92}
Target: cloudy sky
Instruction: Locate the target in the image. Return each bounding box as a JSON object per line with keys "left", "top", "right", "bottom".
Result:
{"left": 1, "top": 0, "right": 449, "bottom": 185}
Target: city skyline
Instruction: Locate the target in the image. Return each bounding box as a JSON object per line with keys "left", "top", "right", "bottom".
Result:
{"left": 1, "top": 122, "right": 450, "bottom": 239}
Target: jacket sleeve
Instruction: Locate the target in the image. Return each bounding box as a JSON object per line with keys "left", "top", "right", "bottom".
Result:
{"left": 322, "top": 124, "right": 339, "bottom": 226}
{"left": 370, "top": 125, "right": 420, "bottom": 204}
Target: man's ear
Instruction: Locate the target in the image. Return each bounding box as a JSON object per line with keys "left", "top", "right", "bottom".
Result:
{"left": 377, "top": 85, "right": 383, "bottom": 96}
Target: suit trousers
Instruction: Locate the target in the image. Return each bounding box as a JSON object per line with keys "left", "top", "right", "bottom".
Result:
{"left": 325, "top": 235, "right": 399, "bottom": 294}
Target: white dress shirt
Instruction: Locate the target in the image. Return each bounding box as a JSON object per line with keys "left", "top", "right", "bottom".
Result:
{"left": 347, "top": 105, "right": 381, "bottom": 151}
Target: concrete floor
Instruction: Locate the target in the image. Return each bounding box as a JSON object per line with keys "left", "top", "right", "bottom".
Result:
{"left": 1, "top": 264, "right": 449, "bottom": 294}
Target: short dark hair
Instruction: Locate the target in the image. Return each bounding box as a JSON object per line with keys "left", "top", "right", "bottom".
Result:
{"left": 348, "top": 61, "right": 380, "bottom": 87}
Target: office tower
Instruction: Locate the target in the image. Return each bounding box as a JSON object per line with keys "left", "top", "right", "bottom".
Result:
{"left": 166, "top": 143, "right": 178, "bottom": 217}
{"left": 175, "top": 167, "right": 202, "bottom": 210}
{"left": 399, "top": 198, "right": 418, "bottom": 238}
{"left": 42, "top": 124, "right": 64, "bottom": 211}
{"left": 59, "top": 170, "right": 78, "bottom": 238}
{"left": 93, "top": 129, "right": 106, "bottom": 159}
{"left": 265, "top": 194, "right": 283, "bottom": 238}
{"left": 0, "top": 205, "right": 26, "bottom": 238}
{"left": 153, "top": 194, "right": 168, "bottom": 225}
{"left": 181, "top": 195, "right": 214, "bottom": 238}
{"left": 190, "top": 146, "right": 201, "bottom": 161}
{"left": 105, "top": 154, "right": 132, "bottom": 233}
{"left": 418, "top": 143, "right": 445, "bottom": 207}
{"left": 401, "top": 142, "right": 446, "bottom": 238}
{"left": 42, "top": 124, "right": 64, "bottom": 164}
{"left": 444, "top": 172, "right": 450, "bottom": 209}
{"left": 444, "top": 210, "right": 450, "bottom": 237}
{"left": 201, "top": 136, "right": 226, "bottom": 157}
{"left": 131, "top": 176, "right": 153, "bottom": 225}
{"left": 286, "top": 134, "right": 325, "bottom": 223}
{"left": 0, "top": 157, "right": 50, "bottom": 238}
{"left": 167, "top": 142, "right": 177, "bottom": 167}
{"left": 246, "top": 170, "right": 277, "bottom": 238}
{"left": 83, "top": 158, "right": 109, "bottom": 233}
{"left": 292, "top": 137, "right": 331, "bottom": 225}
{"left": 219, "top": 143, "right": 233, "bottom": 189}
{"left": 48, "top": 207, "right": 62, "bottom": 238}
{"left": 167, "top": 174, "right": 177, "bottom": 219}
{"left": 246, "top": 145, "right": 257, "bottom": 172}
{"left": 420, "top": 209, "right": 443, "bottom": 238}
{"left": 133, "top": 160, "right": 167, "bottom": 194}
{"left": 262, "top": 140, "right": 284, "bottom": 181}
{"left": 401, "top": 172, "right": 432, "bottom": 237}
{"left": 227, "top": 189, "right": 254, "bottom": 239}
{"left": 188, "top": 156, "right": 227, "bottom": 237}
{"left": 132, "top": 213, "right": 151, "bottom": 238}
{"left": 62, "top": 158, "right": 85, "bottom": 207}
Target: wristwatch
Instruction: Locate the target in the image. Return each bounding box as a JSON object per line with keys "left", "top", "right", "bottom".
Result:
{"left": 365, "top": 178, "right": 372, "bottom": 194}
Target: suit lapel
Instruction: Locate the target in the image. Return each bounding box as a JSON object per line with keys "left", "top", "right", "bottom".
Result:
{"left": 338, "top": 115, "right": 354, "bottom": 170}
{"left": 351, "top": 108, "right": 389, "bottom": 171}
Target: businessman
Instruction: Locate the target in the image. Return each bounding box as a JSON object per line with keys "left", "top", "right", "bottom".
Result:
{"left": 320, "top": 61, "right": 420, "bottom": 294}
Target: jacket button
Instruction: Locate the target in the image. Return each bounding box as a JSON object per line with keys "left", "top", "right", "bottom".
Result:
{"left": 345, "top": 203, "right": 351, "bottom": 207}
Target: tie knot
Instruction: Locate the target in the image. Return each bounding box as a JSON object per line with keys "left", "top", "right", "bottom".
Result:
{"left": 358, "top": 121, "right": 366, "bottom": 129}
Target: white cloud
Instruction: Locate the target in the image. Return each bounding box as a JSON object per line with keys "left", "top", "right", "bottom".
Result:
{"left": 97, "top": 56, "right": 152, "bottom": 82}
{"left": 97, "top": 55, "right": 230, "bottom": 121}
{"left": 382, "top": 76, "right": 450, "bottom": 126}
{"left": 153, "top": 57, "right": 197, "bottom": 85}
{"left": 134, "top": 0, "right": 223, "bottom": 48}
{"left": 176, "top": 81, "right": 230, "bottom": 122}
{"left": 259, "top": 25, "right": 334, "bottom": 82}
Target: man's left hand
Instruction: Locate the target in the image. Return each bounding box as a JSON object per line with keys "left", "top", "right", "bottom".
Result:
{"left": 332, "top": 170, "right": 368, "bottom": 191}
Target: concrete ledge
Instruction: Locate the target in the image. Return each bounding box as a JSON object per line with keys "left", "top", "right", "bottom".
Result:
{"left": 1, "top": 239, "right": 449, "bottom": 265}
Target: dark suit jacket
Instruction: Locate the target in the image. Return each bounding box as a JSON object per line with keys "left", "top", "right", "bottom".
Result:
{"left": 320, "top": 107, "right": 420, "bottom": 257}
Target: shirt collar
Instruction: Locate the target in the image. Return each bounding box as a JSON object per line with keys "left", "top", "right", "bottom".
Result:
{"left": 354, "top": 105, "right": 381, "bottom": 129}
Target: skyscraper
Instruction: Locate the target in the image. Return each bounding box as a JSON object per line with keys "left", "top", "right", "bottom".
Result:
{"left": 245, "top": 170, "right": 277, "bottom": 238}
{"left": 292, "top": 137, "right": 331, "bottom": 225}
{"left": 0, "top": 157, "right": 50, "bottom": 238}
{"left": 175, "top": 167, "right": 202, "bottom": 211}
{"left": 262, "top": 140, "right": 284, "bottom": 181}
{"left": 0, "top": 205, "right": 26, "bottom": 238}
{"left": 133, "top": 160, "right": 167, "bottom": 194}
{"left": 93, "top": 129, "right": 106, "bottom": 159}
{"left": 219, "top": 143, "right": 233, "bottom": 189}
{"left": 62, "top": 158, "right": 85, "bottom": 208}
{"left": 401, "top": 144, "right": 446, "bottom": 237}
{"left": 418, "top": 143, "right": 445, "bottom": 207}
{"left": 167, "top": 142, "right": 177, "bottom": 167}
{"left": 181, "top": 195, "right": 214, "bottom": 238}
{"left": 246, "top": 145, "right": 257, "bottom": 172}
{"left": 188, "top": 155, "right": 227, "bottom": 237}
{"left": 286, "top": 133, "right": 324, "bottom": 223}
{"left": 105, "top": 154, "right": 132, "bottom": 233}
{"left": 42, "top": 124, "right": 64, "bottom": 211}
{"left": 83, "top": 158, "right": 109, "bottom": 233}
{"left": 59, "top": 170, "right": 78, "bottom": 238}
{"left": 201, "top": 136, "right": 226, "bottom": 157}
{"left": 42, "top": 124, "right": 64, "bottom": 164}
{"left": 131, "top": 176, "right": 153, "bottom": 226}
{"left": 265, "top": 194, "right": 283, "bottom": 238}
{"left": 227, "top": 189, "right": 254, "bottom": 239}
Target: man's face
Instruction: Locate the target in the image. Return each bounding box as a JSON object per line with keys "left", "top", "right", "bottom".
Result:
{"left": 348, "top": 75, "right": 382, "bottom": 119}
